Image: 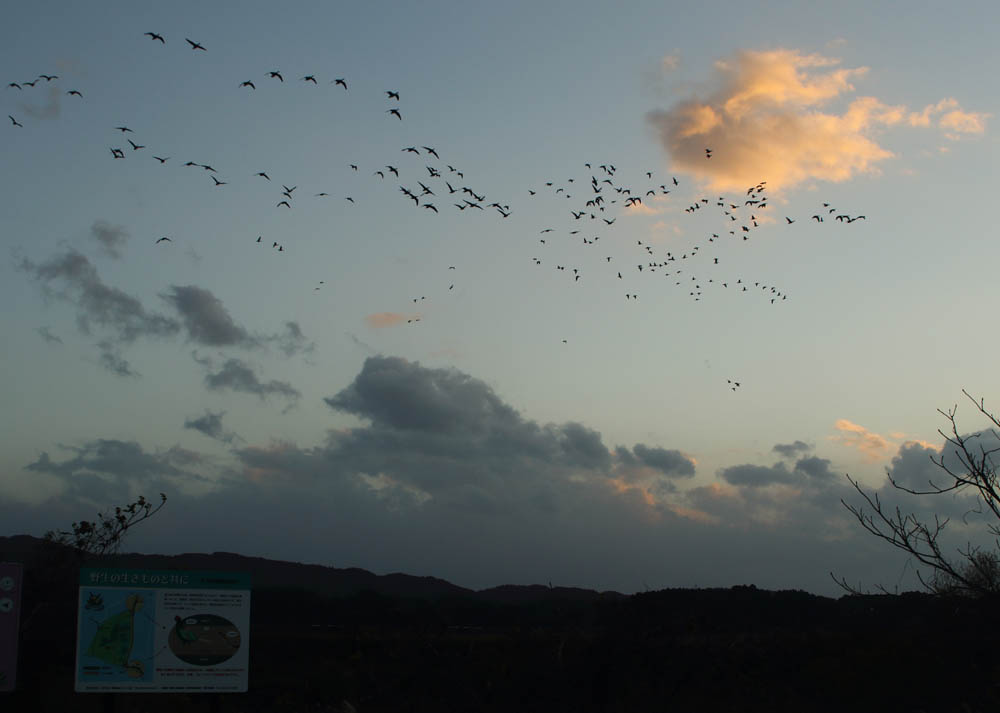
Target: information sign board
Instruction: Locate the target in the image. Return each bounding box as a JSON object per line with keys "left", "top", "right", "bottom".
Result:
{"left": 75, "top": 568, "right": 250, "bottom": 692}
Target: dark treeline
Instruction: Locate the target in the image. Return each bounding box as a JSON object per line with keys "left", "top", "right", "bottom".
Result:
{"left": 5, "top": 536, "right": 1000, "bottom": 712}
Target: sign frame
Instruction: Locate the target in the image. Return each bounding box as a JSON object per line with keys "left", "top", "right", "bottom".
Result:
{"left": 0, "top": 562, "right": 23, "bottom": 693}
{"left": 75, "top": 568, "right": 250, "bottom": 693}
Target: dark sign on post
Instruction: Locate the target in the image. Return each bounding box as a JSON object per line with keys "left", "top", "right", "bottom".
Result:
{"left": 0, "top": 562, "right": 23, "bottom": 692}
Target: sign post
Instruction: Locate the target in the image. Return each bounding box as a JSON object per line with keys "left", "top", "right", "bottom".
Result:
{"left": 0, "top": 562, "right": 23, "bottom": 692}
{"left": 75, "top": 568, "right": 250, "bottom": 693}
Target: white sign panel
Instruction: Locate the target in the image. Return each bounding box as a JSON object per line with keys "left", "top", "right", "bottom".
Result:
{"left": 75, "top": 568, "right": 250, "bottom": 692}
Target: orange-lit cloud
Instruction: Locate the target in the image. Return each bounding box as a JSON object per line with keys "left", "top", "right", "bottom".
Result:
{"left": 907, "top": 98, "right": 990, "bottom": 138}
{"left": 365, "top": 312, "right": 409, "bottom": 328}
{"left": 646, "top": 48, "right": 987, "bottom": 192}
{"left": 830, "top": 418, "right": 893, "bottom": 462}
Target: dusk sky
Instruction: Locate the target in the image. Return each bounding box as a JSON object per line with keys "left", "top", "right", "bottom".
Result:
{"left": 3, "top": 1, "right": 998, "bottom": 596}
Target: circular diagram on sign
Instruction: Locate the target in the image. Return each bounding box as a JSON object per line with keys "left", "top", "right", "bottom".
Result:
{"left": 168, "top": 614, "right": 241, "bottom": 665}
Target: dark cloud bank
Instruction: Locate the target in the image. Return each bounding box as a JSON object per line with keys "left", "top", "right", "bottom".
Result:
{"left": 18, "top": 248, "right": 314, "bottom": 380}
{"left": 4, "top": 356, "right": 987, "bottom": 595}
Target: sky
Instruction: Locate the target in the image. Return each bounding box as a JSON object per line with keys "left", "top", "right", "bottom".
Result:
{"left": 2, "top": 0, "right": 999, "bottom": 597}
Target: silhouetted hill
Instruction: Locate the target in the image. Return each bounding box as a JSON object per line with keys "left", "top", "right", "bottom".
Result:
{"left": 0, "top": 534, "right": 622, "bottom": 601}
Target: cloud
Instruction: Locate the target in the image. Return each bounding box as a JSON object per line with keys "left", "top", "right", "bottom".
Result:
{"left": 6, "top": 356, "right": 980, "bottom": 596}
{"left": 24, "top": 438, "right": 209, "bottom": 505}
{"left": 96, "top": 340, "right": 139, "bottom": 378}
{"left": 158, "top": 286, "right": 314, "bottom": 357}
{"left": 319, "top": 357, "right": 696, "bottom": 512}
{"left": 631, "top": 444, "right": 696, "bottom": 478}
{"left": 269, "top": 321, "right": 315, "bottom": 358}
{"left": 89, "top": 220, "right": 129, "bottom": 259}
{"left": 661, "top": 51, "right": 681, "bottom": 72}
{"left": 908, "top": 98, "right": 990, "bottom": 138}
{"left": 19, "top": 249, "right": 181, "bottom": 344}
{"left": 773, "top": 440, "right": 811, "bottom": 458}
{"left": 203, "top": 358, "right": 301, "bottom": 404}
{"left": 160, "top": 285, "right": 258, "bottom": 348}
{"left": 36, "top": 326, "right": 63, "bottom": 345}
{"left": 21, "top": 84, "right": 61, "bottom": 120}
{"left": 646, "top": 48, "right": 986, "bottom": 192}
{"left": 183, "top": 410, "right": 242, "bottom": 444}
{"left": 831, "top": 419, "right": 893, "bottom": 462}
{"left": 718, "top": 455, "right": 837, "bottom": 488}
{"left": 365, "top": 312, "right": 408, "bottom": 328}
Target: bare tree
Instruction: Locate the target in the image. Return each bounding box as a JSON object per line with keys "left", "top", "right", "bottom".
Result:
{"left": 833, "top": 390, "right": 1000, "bottom": 597}
{"left": 42, "top": 492, "right": 167, "bottom": 558}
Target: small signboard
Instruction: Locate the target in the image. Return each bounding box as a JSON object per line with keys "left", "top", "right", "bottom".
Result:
{"left": 75, "top": 568, "right": 250, "bottom": 692}
{"left": 0, "top": 562, "right": 23, "bottom": 692}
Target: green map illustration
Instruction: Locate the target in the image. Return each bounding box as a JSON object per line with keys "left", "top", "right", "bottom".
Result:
{"left": 79, "top": 592, "right": 155, "bottom": 682}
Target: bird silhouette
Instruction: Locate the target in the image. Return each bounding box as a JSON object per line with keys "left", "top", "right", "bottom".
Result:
{"left": 386, "top": 90, "right": 400, "bottom": 100}
{"left": 333, "top": 78, "right": 347, "bottom": 90}
{"left": 185, "top": 38, "right": 206, "bottom": 51}
{"left": 128, "top": 139, "right": 144, "bottom": 150}
{"left": 240, "top": 80, "right": 255, "bottom": 89}
{"left": 268, "top": 71, "right": 283, "bottom": 81}
{"left": 302, "top": 75, "right": 317, "bottom": 83}
{"left": 153, "top": 156, "right": 169, "bottom": 163}
{"left": 254, "top": 171, "right": 269, "bottom": 180}
{"left": 144, "top": 32, "right": 165, "bottom": 43}
{"left": 67, "top": 90, "right": 83, "bottom": 97}
{"left": 9, "top": 115, "right": 22, "bottom": 127}
{"left": 155, "top": 237, "right": 171, "bottom": 243}
{"left": 387, "top": 108, "right": 402, "bottom": 120}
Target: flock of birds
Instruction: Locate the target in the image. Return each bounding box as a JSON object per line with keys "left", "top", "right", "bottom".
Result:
{"left": 6, "top": 30, "right": 871, "bottom": 395}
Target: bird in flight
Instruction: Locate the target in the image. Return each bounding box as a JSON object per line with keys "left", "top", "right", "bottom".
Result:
{"left": 144, "top": 32, "right": 165, "bottom": 43}
{"left": 9, "top": 115, "right": 23, "bottom": 127}
{"left": 386, "top": 90, "right": 400, "bottom": 100}
{"left": 212, "top": 176, "right": 227, "bottom": 186}
{"left": 115, "top": 126, "right": 133, "bottom": 133}
{"left": 186, "top": 38, "right": 206, "bottom": 51}
{"left": 387, "top": 108, "right": 402, "bottom": 120}
{"left": 153, "top": 156, "right": 169, "bottom": 163}
{"left": 240, "top": 80, "right": 255, "bottom": 89}
{"left": 255, "top": 171, "right": 270, "bottom": 180}
{"left": 155, "top": 237, "right": 171, "bottom": 243}
{"left": 268, "top": 71, "right": 283, "bottom": 82}
{"left": 38, "top": 74, "right": 58, "bottom": 81}
{"left": 7, "top": 83, "right": 21, "bottom": 90}
{"left": 423, "top": 146, "right": 439, "bottom": 158}
{"left": 277, "top": 201, "right": 291, "bottom": 208}
{"left": 128, "top": 139, "right": 145, "bottom": 150}
{"left": 67, "top": 90, "right": 83, "bottom": 97}
{"left": 302, "top": 75, "right": 317, "bottom": 84}
{"left": 333, "top": 78, "right": 347, "bottom": 90}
